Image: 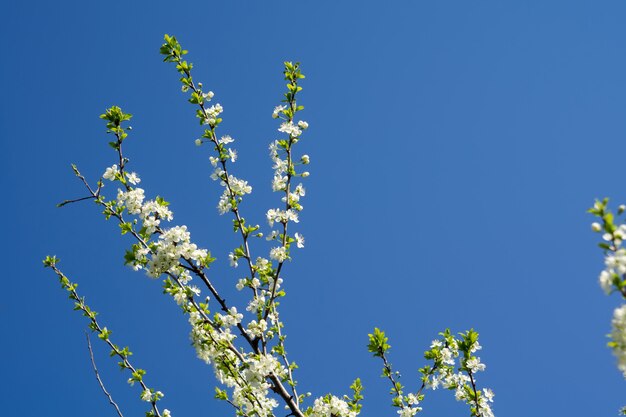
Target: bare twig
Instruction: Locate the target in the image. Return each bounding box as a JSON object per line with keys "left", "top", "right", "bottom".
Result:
{"left": 85, "top": 332, "right": 125, "bottom": 417}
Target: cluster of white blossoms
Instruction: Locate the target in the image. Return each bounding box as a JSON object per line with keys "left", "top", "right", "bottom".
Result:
{"left": 48, "top": 42, "right": 507, "bottom": 417}
{"left": 424, "top": 332, "right": 494, "bottom": 417}
{"left": 146, "top": 226, "right": 208, "bottom": 277}
{"left": 591, "top": 201, "right": 626, "bottom": 294}
{"left": 188, "top": 299, "right": 287, "bottom": 417}
{"left": 140, "top": 389, "right": 164, "bottom": 402}
{"left": 611, "top": 305, "right": 626, "bottom": 377}
{"left": 310, "top": 396, "right": 357, "bottom": 417}
{"left": 396, "top": 393, "right": 421, "bottom": 417}
{"left": 208, "top": 136, "right": 253, "bottom": 215}
{"left": 204, "top": 103, "right": 224, "bottom": 126}
{"left": 103, "top": 167, "right": 210, "bottom": 279}
{"left": 264, "top": 115, "right": 309, "bottom": 264}
{"left": 600, "top": 248, "right": 626, "bottom": 295}
{"left": 266, "top": 208, "right": 300, "bottom": 228}
{"left": 590, "top": 200, "right": 626, "bottom": 391}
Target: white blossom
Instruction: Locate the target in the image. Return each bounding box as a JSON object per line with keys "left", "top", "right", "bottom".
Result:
{"left": 270, "top": 246, "right": 288, "bottom": 262}
{"left": 278, "top": 121, "right": 302, "bottom": 137}
{"left": 229, "top": 252, "right": 238, "bottom": 268}
{"left": 140, "top": 389, "right": 152, "bottom": 402}
{"left": 611, "top": 304, "right": 626, "bottom": 377}
{"left": 295, "top": 232, "right": 304, "bottom": 248}
{"left": 103, "top": 165, "right": 119, "bottom": 181}
{"left": 126, "top": 172, "right": 141, "bottom": 185}
{"left": 272, "top": 105, "right": 286, "bottom": 118}
{"left": 219, "top": 135, "right": 234, "bottom": 144}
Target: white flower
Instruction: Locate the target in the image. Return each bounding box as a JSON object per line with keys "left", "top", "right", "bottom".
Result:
{"left": 272, "top": 158, "right": 288, "bottom": 174}
{"left": 272, "top": 175, "right": 287, "bottom": 192}
{"left": 466, "top": 357, "right": 486, "bottom": 373}
{"left": 611, "top": 304, "right": 626, "bottom": 377}
{"left": 207, "top": 104, "right": 223, "bottom": 118}
{"left": 272, "top": 105, "right": 286, "bottom": 118}
{"left": 294, "top": 233, "right": 304, "bottom": 248}
{"left": 228, "top": 148, "right": 237, "bottom": 162}
{"left": 266, "top": 209, "right": 278, "bottom": 227}
{"left": 229, "top": 252, "right": 238, "bottom": 268}
{"left": 406, "top": 393, "right": 419, "bottom": 406}
{"left": 285, "top": 209, "right": 299, "bottom": 223}
{"left": 173, "top": 288, "right": 187, "bottom": 305}
{"left": 195, "top": 138, "right": 203, "bottom": 146}
{"left": 278, "top": 121, "right": 301, "bottom": 137}
{"left": 247, "top": 319, "right": 268, "bottom": 337}
{"left": 294, "top": 184, "right": 306, "bottom": 196}
{"left": 297, "top": 120, "right": 309, "bottom": 129}
{"left": 397, "top": 407, "right": 418, "bottom": 417}
{"left": 140, "top": 389, "right": 152, "bottom": 402}
{"left": 219, "top": 135, "right": 234, "bottom": 144}
{"left": 591, "top": 222, "right": 602, "bottom": 232}
{"left": 217, "top": 191, "right": 231, "bottom": 215}
{"left": 269, "top": 140, "right": 279, "bottom": 158}
{"left": 301, "top": 155, "right": 310, "bottom": 164}
{"left": 103, "top": 165, "right": 119, "bottom": 181}
{"left": 222, "top": 307, "right": 243, "bottom": 327}
{"left": 117, "top": 188, "right": 145, "bottom": 214}
{"left": 266, "top": 230, "right": 279, "bottom": 241}
{"left": 483, "top": 388, "right": 495, "bottom": 402}
{"left": 229, "top": 176, "right": 252, "bottom": 195}
{"left": 163, "top": 410, "right": 172, "bottom": 417}
{"left": 599, "top": 270, "right": 613, "bottom": 294}
{"left": 270, "top": 247, "right": 288, "bottom": 262}
{"left": 126, "top": 172, "right": 141, "bottom": 185}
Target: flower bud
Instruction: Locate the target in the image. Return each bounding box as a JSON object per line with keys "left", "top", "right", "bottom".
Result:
{"left": 591, "top": 222, "right": 602, "bottom": 232}
{"left": 301, "top": 155, "right": 310, "bottom": 164}
{"left": 195, "top": 139, "right": 203, "bottom": 146}
{"left": 302, "top": 171, "right": 310, "bottom": 178}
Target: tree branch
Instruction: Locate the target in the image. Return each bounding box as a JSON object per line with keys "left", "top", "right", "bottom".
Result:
{"left": 85, "top": 332, "right": 125, "bottom": 417}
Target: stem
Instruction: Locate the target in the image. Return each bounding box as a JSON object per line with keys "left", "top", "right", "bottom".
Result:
{"left": 468, "top": 370, "right": 481, "bottom": 416}
{"left": 381, "top": 351, "right": 407, "bottom": 409}
{"left": 85, "top": 333, "right": 125, "bottom": 417}
{"left": 50, "top": 265, "right": 164, "bottom": 417}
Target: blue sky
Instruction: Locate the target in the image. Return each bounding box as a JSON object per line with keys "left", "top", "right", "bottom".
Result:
{"left": 3, "top": 1, "right": 626, "bottom": 416}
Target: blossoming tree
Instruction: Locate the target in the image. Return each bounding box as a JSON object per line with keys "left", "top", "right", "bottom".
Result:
{"left": 590, "top": 200, "right": 626, "bottom": 415}
{"left": 43, "top": 35, "right": 495, "bottom": 417}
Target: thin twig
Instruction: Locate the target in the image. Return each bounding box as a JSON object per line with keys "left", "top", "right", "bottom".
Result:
{"left": 85, "top": 332, "right": 125, "bottom": 417}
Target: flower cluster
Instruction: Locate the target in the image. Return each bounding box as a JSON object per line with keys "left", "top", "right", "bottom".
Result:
{"left": 368, "top": 328, "right": 494, "bottom": 417}
{"left": 423, "top": 330, "right": 494, "bottom": 417}
{"left": 590, "top": 200, "right": 626, "bottom": 295}
{"left": 46, "top": 35, "right": 498, "bottom": 417}
{"left": 106, "top": 171, "right": 208, "bottom": 278}
{"left": 590, "top": 199, "right": 626, "bottom": 396}
{"left": 610, "top": 305, "right": 626, "bottom": 377}
{"left": 309, "top": 395, "right": 357, "bottom": 417}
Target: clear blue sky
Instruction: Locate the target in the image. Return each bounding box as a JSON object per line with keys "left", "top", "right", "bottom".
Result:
{"left": 2, "top": 1, "right": 626, "bottom": 416}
